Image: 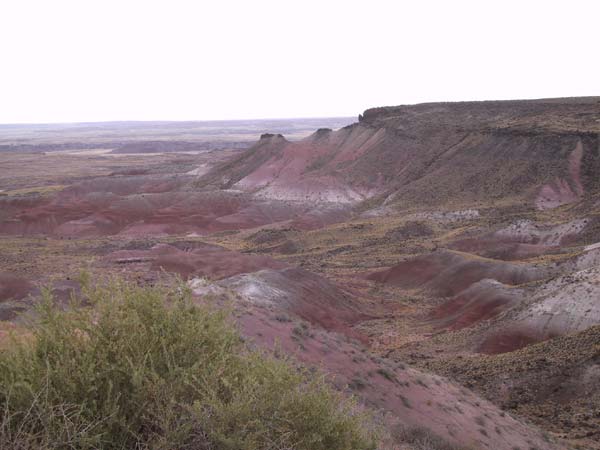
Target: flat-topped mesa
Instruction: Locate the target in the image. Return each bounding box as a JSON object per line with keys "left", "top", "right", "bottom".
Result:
{"left": 259, "top": 133, "right": 287, "bottom": 141}
{"left": 196, "top": 97, "right": 600, "bottom": 209}
{"left": 359, "top": 97, "right": 600, "bottom": 133}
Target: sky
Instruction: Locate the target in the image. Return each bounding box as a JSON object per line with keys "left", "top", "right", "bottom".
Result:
{"left": 0, "top": 0, "right": 598, "bottom": 124}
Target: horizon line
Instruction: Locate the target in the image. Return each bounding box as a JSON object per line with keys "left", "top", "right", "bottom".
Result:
{"left": 0, "top": 115, "right": 358, "bottom": 128}
{"left": 2, "top": 95, "right": 598, "bottom": 127}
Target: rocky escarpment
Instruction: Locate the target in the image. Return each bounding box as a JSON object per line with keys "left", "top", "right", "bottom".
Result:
{"left": 359, "top": 97, "right": 600, "bottom": 133}
{"left": 200, "top": 97, "right": 600, "bottom": 210}
{"left": 356, "top": 98, "right": 600, "bottom": 209}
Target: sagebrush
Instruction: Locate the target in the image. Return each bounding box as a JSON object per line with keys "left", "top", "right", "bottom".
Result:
{"left": 0, "top": 277, "right": 376, "bottom": 450}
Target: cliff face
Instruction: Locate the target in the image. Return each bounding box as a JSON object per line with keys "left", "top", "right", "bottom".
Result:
{"left": 201, "top": 97, "right": 600, "bottom": 210}
{"left": 359, "top": 97, "right": 600, "bottom": 133}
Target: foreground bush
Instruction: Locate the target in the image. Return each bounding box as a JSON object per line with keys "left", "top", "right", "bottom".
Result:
{"left": 0, "top": 278, "right": 375, "bottom": 450}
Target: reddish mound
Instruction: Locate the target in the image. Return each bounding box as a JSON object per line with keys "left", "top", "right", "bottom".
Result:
{"left": 105, "top": 243, "right": 288, "bottom": 280}
{"left": 536, "top": 141, "right": 585, "bottom": 209}
{"left": 0, "top": 273, "right": 33, "bottom": 302}
{"left": 471, "top": 262, "right": 600, "bottom": 355}
{"left": 512, "top": 265, "right": 600, "bottom": 338}
{"left": 0, "top": 172, "right": 347, "bottom": 237}
{"left": 0, "top": 275, "right": 81, "bottom": 321}
{"left": 233, "top": 303, "right": 562, "bottom": 450}
{"left": 218, "top": 267, "right": 369, "bottom": 341}
{"left": 200, "top": 129, "right": 386, "bottom": 204}
{"left": 200, "top": 98, "right": 600, "bottom": 209}
{"left": 369, "top": 257, "right": 439, "bottom": 285}
{"left": 32, "top": 187, "right": 248, "bottom": 237}
{"left": 430, "top": 280, "right": 521, "bottom": 330}
{"left": 478, "top": 329, "right": 546, "bottom": 354}
{"left": 273, "top": 267, "right": 366, "bottom": 327}
{"left": 367, "top": 250, "right": 545, "bottom": 297}
{"left": 449, "top": 217, "right": 590, "bottom": 260}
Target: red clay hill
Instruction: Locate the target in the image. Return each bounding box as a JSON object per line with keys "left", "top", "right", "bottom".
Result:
{"left": 199, "top": 97, "right": 600, "bottom": 210}
{"left": 2, "top": 98, "right": 599, "bottom": 238}
{"left": 3, "top": 100, "right": 600, "bottom": 448}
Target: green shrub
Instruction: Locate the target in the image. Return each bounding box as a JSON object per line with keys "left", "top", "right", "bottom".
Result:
{"left": 0, "top": 278, "right": 376, "bottom": 450}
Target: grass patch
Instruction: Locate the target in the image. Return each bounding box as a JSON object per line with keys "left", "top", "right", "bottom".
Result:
{"left": 0, "top": 277, "right": 376, "bottom": 450}
{"left": 0, "top": 185, "right": 66, "bottom": 197}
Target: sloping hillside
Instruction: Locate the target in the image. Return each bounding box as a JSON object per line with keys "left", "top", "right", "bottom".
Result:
{"left": 200, "top": 98, "right": 600, "bottom": 210}
{"left": 2, "top": 99, "right": 599, "bottom": 449}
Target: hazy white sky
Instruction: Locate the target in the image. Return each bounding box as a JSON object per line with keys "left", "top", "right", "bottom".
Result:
{"left": 0, "top": 0, "right": 598, "bottom": 123}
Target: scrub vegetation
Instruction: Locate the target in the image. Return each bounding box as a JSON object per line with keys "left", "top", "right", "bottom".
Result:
{"left": 0, "top": 277, "right": 376, "bottom": 450}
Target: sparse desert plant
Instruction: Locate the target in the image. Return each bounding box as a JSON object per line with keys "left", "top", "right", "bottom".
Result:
{"left": 399, "top": 395, "right": 412, "bottom": 409}
{"left": 291, "top": 321, "right": 313, "bottom": 339}
{"left": 273, "top": 312, "right": 292, "bottom": 322}
{"left": 391, "top": 425, "right": 470, "bottom": 450}
{"left": 415, "top": 377, "right": 428, "bottom": 388}
{"left": 349, "top": 376, "right": 368, "bottom": 391}
{"left": 0, "top": 277, "right": 376, "bottom": 450}
{"left": 376, "top": 367, "right": 396, "bottom": 382}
